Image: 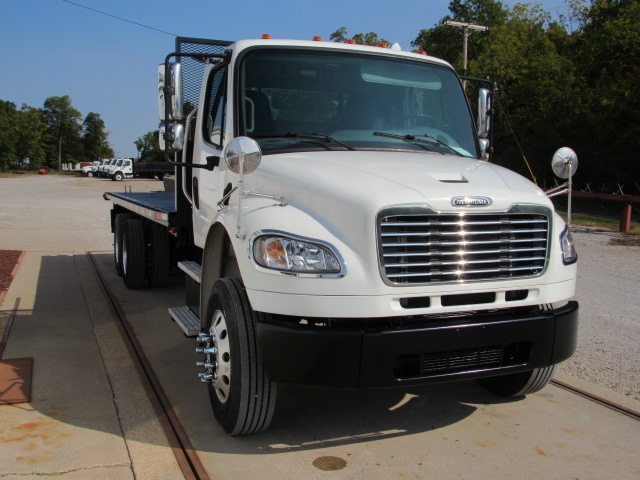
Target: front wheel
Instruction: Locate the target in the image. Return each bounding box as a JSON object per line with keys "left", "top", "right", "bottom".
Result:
{"left": 479, "top": 365, "right": 557, "bottom": 397}
{"left": 113, "top": 171, "right": 124, "bottom": 181}
{"left": 201, "top": 278, "right": 277, "bottom": 435}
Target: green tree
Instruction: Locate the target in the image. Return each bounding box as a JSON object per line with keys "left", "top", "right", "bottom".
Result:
{"left": 330, "top": 27, "right": 391, "bottom": 46}
{"left": 568, "top": 0, "right": 640, "bottom": 185}
{"left": 412, "top": 0, "right": 507, "bottom": 68}
{"left": 42, "top": 95, "right": 82, "bottom": 169}
{"left": 134, "top": 130, "right": 164, "bottom": 162}
{"left": 82, "top": 112, "right": 114, "bottom": 161}
{"left": 15, "top": 104, "right": 46, "bottom": 169}
{"left": 472, "top": 3, "right": 575, "bottom": 183}
{"left": 0, "top": 100, "right": 18, "bottom": 171}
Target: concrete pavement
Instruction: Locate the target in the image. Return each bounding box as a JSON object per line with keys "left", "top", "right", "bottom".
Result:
{"left": 1, "top": 175, "right": 639, "bottom": 479}
{"left": 0, "top": 251, "right": 183, "bottom": 478}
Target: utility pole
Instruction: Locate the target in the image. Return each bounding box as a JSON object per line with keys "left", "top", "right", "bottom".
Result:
{"left": 444, "top": 20, "right": 488, "bottom": 89}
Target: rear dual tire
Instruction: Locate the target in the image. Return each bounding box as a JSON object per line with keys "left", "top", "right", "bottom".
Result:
{"left": 122, "top": 218, "right": 146, "bottom": 289}
{"left": 114, "top": 214, "right": 170, "bottom": 288}
{"left": 114, "top": 213, "right": 132, "bottom": 277}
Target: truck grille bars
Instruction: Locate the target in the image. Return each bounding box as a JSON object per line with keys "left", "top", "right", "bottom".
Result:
{"left": 378, "top": 205, "right": 551, "bottom": 285}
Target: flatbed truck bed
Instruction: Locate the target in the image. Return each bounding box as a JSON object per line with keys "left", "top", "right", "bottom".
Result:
{"left": 105, "top": 191, "right": 175, "bottom": 227}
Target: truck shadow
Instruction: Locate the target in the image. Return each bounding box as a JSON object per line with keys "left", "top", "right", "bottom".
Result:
{"left": 226, "top": 381, "right": 519, "bottom": 455}
{"left": 88, "top": 254, "right": 524, "bottom": 455}
{"left": 3, "top": 252, "right": 525, "bottom": 460}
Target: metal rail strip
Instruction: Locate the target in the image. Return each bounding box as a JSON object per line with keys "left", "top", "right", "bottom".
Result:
{"left": 87, "top": 253, "right": 210, "bottom": 480}
{"left": 551, "top": 379, "right": 640, "bottom": 422}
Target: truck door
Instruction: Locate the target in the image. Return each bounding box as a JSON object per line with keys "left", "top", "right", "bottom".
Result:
{"left": 191, "top": 64, "right": 228, "bottom": 246}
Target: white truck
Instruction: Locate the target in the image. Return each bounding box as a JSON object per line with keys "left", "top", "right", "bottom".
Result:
{"left": 105, "top": 37, "right": 579, "bottom": 435}
{"left": 82, "top": 159, "right": 107, "bottom": 177}
{"left": 82, "top": 160, "right": 101, "bottom": 177}
{"left": 97, "top": 158, "right": 117, "bottom": 178}
{"left": 108, "top": 159, "right": 173, "bottom": 181}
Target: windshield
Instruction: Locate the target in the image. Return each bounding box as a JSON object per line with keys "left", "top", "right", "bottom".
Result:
{"left": 238, "top": 48, "right": 478, "bottom": 158}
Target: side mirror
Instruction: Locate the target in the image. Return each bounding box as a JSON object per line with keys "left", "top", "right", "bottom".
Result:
{"left": 478, "top": 138, "right": 490, "bottom": 161}
{"left": 157, "top": 62, "right": 184, "bottom": 121}
{"left": 159, "top": 124, "right": 184, "bottom": 152}
{"left": 477, "top": 88, "right": 491, "bottom": 138}
{"left": 224, "top": 137, "right": 262, "bottom": 174}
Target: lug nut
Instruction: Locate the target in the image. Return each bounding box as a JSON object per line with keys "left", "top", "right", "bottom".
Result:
{"left": 196, "top": 361, "right": 217, "bottom": 369}
{"left": 197, "top": 333, "right": 213, "bottom": 343}
{"left": 195, "top": 346, "right": 218, "bottom": 354}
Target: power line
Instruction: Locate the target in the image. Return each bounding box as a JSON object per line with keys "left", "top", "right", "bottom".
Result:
{"left": 60, "top": 0, "right": 177, "bottom": 37}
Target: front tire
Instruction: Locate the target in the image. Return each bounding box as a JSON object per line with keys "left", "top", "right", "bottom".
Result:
{"left": 479, "top": 365, "right": 557, "bottom": 396}
{"left": 113, "top": 171, "right": 124, "bottom": 181}
{"left": 203, "top": 278, "right": 277, "bottom": 435}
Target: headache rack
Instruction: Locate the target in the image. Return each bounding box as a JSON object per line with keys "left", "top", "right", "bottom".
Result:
{"left": 378, "top": 205, "right": 551, "bottom": 286}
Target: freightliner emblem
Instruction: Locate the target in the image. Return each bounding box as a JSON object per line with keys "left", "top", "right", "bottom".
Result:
{"left": 451, "top": 196, "right": 492, "bottom": 207}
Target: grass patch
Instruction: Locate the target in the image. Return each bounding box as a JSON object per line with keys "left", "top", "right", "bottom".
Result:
{"left": 609, "top": 236, "right": 640, "bottom": 246}
{"left": 558, "top": 211, "right": 640, "bottom": 235}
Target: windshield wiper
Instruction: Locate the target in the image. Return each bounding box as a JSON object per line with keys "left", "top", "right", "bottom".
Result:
{"left": 252, "top": 132, "right": 356, "bottom": 151}
{"left": 373, "top": 131, "right": 463, "bottom": 157}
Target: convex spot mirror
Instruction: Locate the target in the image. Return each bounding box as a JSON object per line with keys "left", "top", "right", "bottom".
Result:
{"left": 552, "top": 147, "right": 578, "bottom": 179}
{"left": 159, "top": 124, "right": 184, "bottom": 152}
{"left": 224, "top": 137, "right": 262, "bottom": 174}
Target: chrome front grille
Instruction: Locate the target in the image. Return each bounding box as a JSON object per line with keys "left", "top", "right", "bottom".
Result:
{"left": 378, "top": 206, "right": 550, "bottom": 285}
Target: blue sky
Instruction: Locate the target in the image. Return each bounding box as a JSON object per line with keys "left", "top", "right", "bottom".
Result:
{"left": 1, "top": 0, "right": 569, "bottom": 158}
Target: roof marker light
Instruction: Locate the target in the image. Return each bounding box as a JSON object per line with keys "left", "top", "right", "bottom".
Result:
{"left": 413, "top": 49, "right": 427, "bottom": 55}
{"left": 346, "top": 39, "right": 356, "bottom": 44}
{"left": 262, "top": 34, "right": 272, "bottom": 39}
{"left": 312, "top": 36, "right": 323, "bottom": 41}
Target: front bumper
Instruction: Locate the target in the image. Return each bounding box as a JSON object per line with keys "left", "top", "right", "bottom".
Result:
{"left": 256, "top": 301, "right": 578, "bottom": 388}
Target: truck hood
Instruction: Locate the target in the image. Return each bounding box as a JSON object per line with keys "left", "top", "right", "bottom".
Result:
{"left": 251, "top": 150, "right": 551, "bottom": 245}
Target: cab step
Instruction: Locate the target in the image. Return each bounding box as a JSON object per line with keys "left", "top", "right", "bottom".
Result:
{"left": 168, "top": 306, "right": 200, "bottom": 337}
{"left": 178, "top": 260, "right": 202, "bottom": 284}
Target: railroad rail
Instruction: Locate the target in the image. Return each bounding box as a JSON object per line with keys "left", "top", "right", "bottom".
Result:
{"left": 83, "top": 252, "right": 640, "bottom": 479}
{"left": 87, "top": 253, "right": 210, "bottom": 480}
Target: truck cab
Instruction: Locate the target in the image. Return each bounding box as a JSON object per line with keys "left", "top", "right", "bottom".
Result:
{"left": 109, "top": 37, "right": 578, "bottom": 435}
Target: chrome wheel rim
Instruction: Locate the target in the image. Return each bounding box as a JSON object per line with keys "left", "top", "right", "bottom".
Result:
{"left": 210, "top": 310, "right": 231, "bottom": 403}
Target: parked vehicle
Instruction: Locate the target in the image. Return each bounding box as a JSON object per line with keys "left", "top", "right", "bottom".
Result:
{"left": 83, "top": 160, "right": 101, "bottom": 177}
{"left": 96, "top": 159, "right": 115, "bottom": 178}
{"left": 110, "top": 159, "right": 173, "bottom": 181}
{"left": 105, "top": 37, "right": 579, "bottom": 435}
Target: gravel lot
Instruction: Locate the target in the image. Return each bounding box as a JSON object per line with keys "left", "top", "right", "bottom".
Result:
{"left": 1, "top": 174, "right": 639, "bottom": 400}
{"left": 558, "top": 227, "right": 640, "bottom": 400}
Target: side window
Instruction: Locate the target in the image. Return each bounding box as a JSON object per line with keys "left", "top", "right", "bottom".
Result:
{"left": 204, "top": 66, "right": 227, "bottom": 147}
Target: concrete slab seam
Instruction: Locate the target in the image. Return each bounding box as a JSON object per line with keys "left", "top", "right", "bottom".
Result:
{"left": 86, "top": 252, "right": 208, "bottom": 480}
{"left": 73, "top": 254, "right": 136, "bottom": 478}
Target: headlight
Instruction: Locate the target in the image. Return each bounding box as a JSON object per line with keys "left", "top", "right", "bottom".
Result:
{"left": 560, "top": 226, "right": 577, "bottom": 264}
{"left": 253, "top": 235, "right": 342, "bottom": 274}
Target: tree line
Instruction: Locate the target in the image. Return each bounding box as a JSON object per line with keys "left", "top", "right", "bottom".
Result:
{"left": 335, "top": 0, "right": 639, "bottom": 189}
{"left": 3, "top": 0, "right": 636, "bottom": 189}
{"left": 0, "top": 96, "right": 114, "bottom": 171}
